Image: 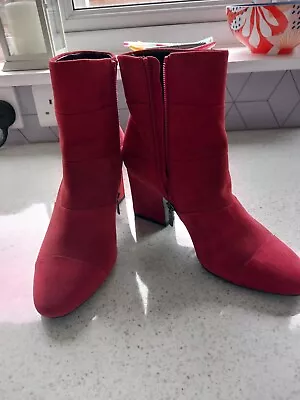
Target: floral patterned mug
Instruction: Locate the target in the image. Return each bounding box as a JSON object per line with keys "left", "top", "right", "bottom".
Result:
{"left": 227, "top": 2, "right": 300, "bottom": 54}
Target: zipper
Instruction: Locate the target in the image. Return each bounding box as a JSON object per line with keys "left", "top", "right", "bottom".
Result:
{"left": 162, "top": 56, "right": 176, "bottom": 225}
{"left": 141, "top": 55, "right": 175, "bottom": 226}
{"left": 112, "top": 58, "right": 119, "bottom": 108}
{"left": 143, "top": 56, "right": 167, "bottom": 195}
{"left": 113, "top": 57, "right": 122, "bottom": 215}
{"left": 162, "top": 58, "right": 168, "bottom": 182}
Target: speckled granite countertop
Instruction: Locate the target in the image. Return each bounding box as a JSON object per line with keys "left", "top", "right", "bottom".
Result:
{"left": 1, "top": 129, "right": 300, "bottom": 400}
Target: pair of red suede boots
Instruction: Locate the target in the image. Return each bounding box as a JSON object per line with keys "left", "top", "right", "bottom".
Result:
{"left": 34, "top": 49, "right": 300, "bottom": 318}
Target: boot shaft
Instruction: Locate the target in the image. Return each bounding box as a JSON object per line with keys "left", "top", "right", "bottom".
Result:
{"left": 50, "top": 51, "right": 120, "bottom": 163}
{"left": 50, "top": 51, "right": 122, "bottom": 209}
{"left": 119, "top": 49, "right": 232, "bottom": 213}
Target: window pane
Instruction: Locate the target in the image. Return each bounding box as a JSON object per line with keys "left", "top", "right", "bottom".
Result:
{"left": 73, "top": 0, "right": 252, "bottom": 9}
{"left": 73, "top": 0, "right": 182, "bottom": 8}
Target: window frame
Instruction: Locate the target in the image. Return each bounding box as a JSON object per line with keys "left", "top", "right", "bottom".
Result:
{"left": 59, "top": 0, "right": 233, "bottom": 32}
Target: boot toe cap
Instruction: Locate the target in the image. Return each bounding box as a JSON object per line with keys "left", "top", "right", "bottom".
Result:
{"left": 241, "top": 236, "right": 300, "bottom": 295}
{"left": 34, "top": 256, "right": 114, "bottom": 318}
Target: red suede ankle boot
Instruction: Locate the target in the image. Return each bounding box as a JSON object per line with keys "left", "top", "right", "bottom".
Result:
{"left": 119, "top": 49, "right": 300, "bottom": 295}
{"left": 34, "top": 51, "right": 123, "bottom": 317}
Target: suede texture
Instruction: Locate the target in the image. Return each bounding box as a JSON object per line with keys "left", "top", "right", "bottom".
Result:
{"left": 119, "top": 49, "right": 300, "bottom": 295}
{"left": 34, "top": 51, "right": 122, "bottom": 317}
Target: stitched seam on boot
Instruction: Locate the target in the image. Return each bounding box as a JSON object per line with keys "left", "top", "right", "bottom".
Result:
{"left": 177, "top": 198, "right": 234, "bottom": 216}
{"left": 169, "top": 103, "right": 224, "bottom": 108}
{"left": 37, "top": 255, "right": 114, "bottom": 269}
{"left": 62, "top": 155, "right": 121, "bottom": 164}
{"left": 57, "top": 202, "right": 117, "bottom": 212}
{"left": 168, "top": 146, "right": 228, "bottom": 161}
{"left": 56, "top": 104, "right": 116, "bottom": 116}
{"left": 238, "top": 235, "right": 274, "bottom": 279}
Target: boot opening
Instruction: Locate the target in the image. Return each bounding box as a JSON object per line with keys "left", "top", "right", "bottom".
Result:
{"left": 56, "top": 51, "right": 112, "bottom": 62}
{"left": 132, "top": 49, "right": 171, "bottom": 64}
{"left": 132, "top": 49, "right": 173, "bottom": 86}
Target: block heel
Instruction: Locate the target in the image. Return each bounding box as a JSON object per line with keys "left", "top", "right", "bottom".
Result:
{"left": 128, "top": 172, "right": 174, "bottom": 226}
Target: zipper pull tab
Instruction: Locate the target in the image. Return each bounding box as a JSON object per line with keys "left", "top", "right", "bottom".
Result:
{"left": 117, "top": 192, "right": 121, "bottom": 215}
{"left": 166, "top": 201, "right": 175, "bottom": 227}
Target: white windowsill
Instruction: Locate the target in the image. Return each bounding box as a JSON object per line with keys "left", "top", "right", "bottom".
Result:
{"left": 0, "top": 47, "right": 299, "bottom": 87}
{"left": 227, "top": 47, "right": 300, "bottom": 73}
